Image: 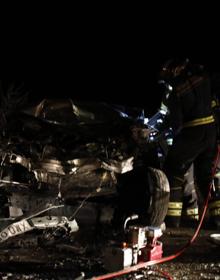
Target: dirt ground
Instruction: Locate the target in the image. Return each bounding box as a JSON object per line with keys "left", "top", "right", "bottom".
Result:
{"left": 159, "top": 227, "right": 220, "bottom": 279}
{"left": 0, "top": 225, "right": 220, "bottom": 280}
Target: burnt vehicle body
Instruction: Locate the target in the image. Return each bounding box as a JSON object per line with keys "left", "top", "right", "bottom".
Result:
{"left": 0, "top": 94, "right": 169, "bottom": 245}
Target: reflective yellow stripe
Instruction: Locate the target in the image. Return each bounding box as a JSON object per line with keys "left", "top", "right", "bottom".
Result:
{"left": 212, "top": 100, "right": 217, "bottom": 108}
{"left": 167, "top": 209, "right": 182, "bottom": 216}
{"left": 167, "top": 202, "right": 182, "bottom": 216}
{"left": 210, "top": 208, "right": 220, "bottom": 216}
{"left": 183, "top": 115, "right": 214, "bottom": 128}
{"left": 183, "top": 208, "right": 199, "bottom": 220}
{"left": 184, "top": 214, "right": 199, "bottom": 220}
{"left": 186, "top": 214, "right": 199, "bottom": 220}
{"left": 214, "top": 171, "right": 220, "bottom": 178}
{"left": 168, "top": 202, "right": 183, "bottom": 209}
{"left": 212, "top": 99, "right": 220, "bottom": 108}
{"left": 209, "top": 200, "right": 220, "bottom": 209}
{"left": 186, "top": 208, "right": 198, "bottom": 215}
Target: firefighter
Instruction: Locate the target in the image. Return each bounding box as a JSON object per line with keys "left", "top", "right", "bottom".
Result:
{"left": 159, "top": 58, "right": 218, "bottom": 228}
{"left": 209, "top": 155, "right": 220, "bottom": 229}
{"left": 146, "top": 101, "right": 199, "bottom": 227}
{"left": 208, "top": 75, "right": 220, "bottom": 229}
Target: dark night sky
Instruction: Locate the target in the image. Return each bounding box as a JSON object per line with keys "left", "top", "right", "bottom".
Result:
{"left": 1, "top": 4, "right": 219, "bottom": 117}
{"left": 17, "top": 51, "right": 220, "bottom": 116}
{"left": 3, "top": 20, "right": 220, "bottom": 117}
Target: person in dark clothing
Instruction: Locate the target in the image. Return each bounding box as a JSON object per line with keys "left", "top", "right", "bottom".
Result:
{"left": 159, "top": 58, "right": 218, "bottom": 228}
{"left": 208, "top": 76, "right": 220, "bottom": 229}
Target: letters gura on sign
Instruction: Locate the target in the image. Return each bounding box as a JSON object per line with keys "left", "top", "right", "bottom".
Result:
{"left": 0, "top": 220, "right": 33, "bottom": 242}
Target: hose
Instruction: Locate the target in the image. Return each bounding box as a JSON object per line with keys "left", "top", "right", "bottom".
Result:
{"left": 91, "top": 144, "right": 220, "bottom": 280}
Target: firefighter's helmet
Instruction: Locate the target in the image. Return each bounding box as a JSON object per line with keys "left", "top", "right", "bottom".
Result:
{"left": 159, "top": 58, "right": 205, "bottom": 83}
{"left": 159, "top": 58, "right": 190, "bottom": 82}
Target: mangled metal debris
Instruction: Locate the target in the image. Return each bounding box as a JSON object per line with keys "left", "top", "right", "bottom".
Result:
{"left": 0, "top": 203, "right": 78, "bottom": 243}
{"left": 0, "top": 91, "right": 171, "bottom": 279}
{"left": 0, "top": 98, "right": 140, "bottom": 249}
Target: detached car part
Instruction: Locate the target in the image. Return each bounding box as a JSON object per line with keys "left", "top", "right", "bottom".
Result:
{"left": 0, "top": 97, "right": 169, "bottom": 245}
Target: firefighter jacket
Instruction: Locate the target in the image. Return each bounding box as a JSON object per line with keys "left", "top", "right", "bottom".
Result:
{"left": 210, "top": 72, "right": 220, "bottom": 140}
{"left": 162, "top": 72, "right": 215, "bottom": 133}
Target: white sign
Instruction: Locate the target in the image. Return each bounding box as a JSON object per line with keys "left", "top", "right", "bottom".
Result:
{"left": 0, "top": 220, "right": 33, "bottom": 243}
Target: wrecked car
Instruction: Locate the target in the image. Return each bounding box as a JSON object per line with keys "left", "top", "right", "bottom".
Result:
{"left": 0, "top": 91, "right": 170, "bottom": 246}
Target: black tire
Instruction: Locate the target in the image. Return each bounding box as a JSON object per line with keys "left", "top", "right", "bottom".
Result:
{"left": 113, "top": 167, "right": 170, "bottom": 228}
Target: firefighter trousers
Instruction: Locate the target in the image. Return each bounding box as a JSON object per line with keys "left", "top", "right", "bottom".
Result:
{"left": 164, "top": 123, "right": 217, "bottom": 227}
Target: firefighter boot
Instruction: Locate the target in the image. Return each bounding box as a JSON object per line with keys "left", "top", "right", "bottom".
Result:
{"left": 165, "top": 177, "right": 184, "bottom": 228}
{"left": 181, "top": 205, "right": 199, "bottom": 227}
{"left": 165, "top": 201, "right": 183, "bottom": 228}
{"left": 209, "top": 192, "right": 220, "bottom": 230}
{"left": 181, "top": 195, "right": 199, "bottom": 227}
